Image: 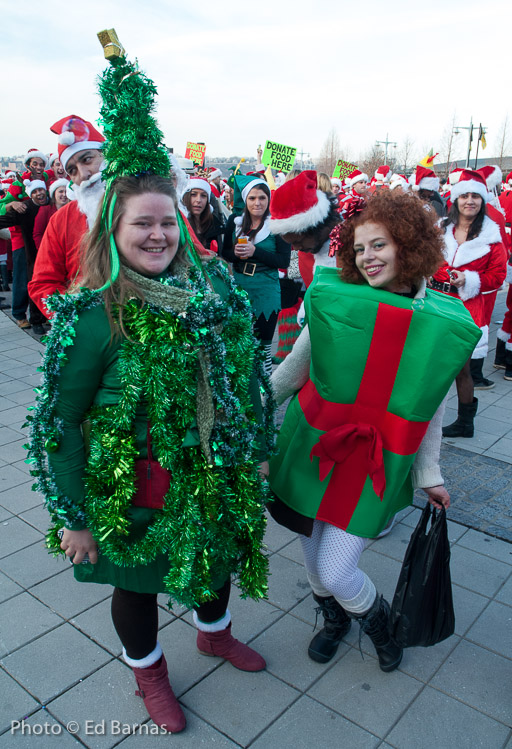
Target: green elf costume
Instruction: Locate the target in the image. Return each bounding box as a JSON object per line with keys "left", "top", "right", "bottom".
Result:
{"left": 26, "top": 29, "right": 274, "bottom": 734}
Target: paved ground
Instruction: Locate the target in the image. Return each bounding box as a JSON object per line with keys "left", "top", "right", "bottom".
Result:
{"left": 0, "top": 289, "right": 511, "bottom": 748}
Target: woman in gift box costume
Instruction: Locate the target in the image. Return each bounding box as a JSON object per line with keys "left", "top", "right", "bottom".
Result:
{"left": 27, "top": 33, "right": 273, "bottom": 734}
{"left": 268, "top": 177, "right": 481, "bottom": 672}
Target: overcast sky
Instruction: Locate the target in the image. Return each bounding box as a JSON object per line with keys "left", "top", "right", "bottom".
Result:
{"left": 2, "top": 0, "right": 510, "bottom": 167}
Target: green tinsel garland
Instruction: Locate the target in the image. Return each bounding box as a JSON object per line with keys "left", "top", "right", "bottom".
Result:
{"left": 27, "top": 260, "right": 276, "bottom": 607}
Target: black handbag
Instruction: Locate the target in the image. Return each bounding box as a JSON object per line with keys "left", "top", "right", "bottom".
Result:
{"left": 388, "top": 503, "right": 455, "bottom": 648}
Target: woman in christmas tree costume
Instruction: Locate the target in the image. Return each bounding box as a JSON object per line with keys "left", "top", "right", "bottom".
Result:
{"left": 27, "top": 32, "right": 272, "bottom": 734}
{"left": 268, "top": 185, "right": 481, "bottom": 672}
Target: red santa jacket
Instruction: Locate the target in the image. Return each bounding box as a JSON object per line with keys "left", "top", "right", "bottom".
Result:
{"left": 28, "top": 200, "right": 86, "bottom": 317}
{"left": 441, "top": 216, "right": 507, "bottom": 327}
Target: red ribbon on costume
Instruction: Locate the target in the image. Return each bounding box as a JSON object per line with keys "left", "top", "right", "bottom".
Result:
{"left": 301, "top": 303, "right": 430, "bottom": 527}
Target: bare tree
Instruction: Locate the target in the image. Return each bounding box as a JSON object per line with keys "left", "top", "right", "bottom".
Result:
{"left": 438, "top": 113, "right": 458, "bottom": 177}
{"left": 316, "top": 128, "right": 343, "bottom": 175}
{"left": 359, "top": 144, "right": 384, "bottom": 179}
{"left": 494, "top": 116, "right": 510, "bottom": 170}
{"left": 396, "top": 136, "right": 416, "bottom": 175}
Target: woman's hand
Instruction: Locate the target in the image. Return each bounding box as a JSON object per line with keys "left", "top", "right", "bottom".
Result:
{"left": 234, "top": 241, "right": 256, "bottom": 260}
{"left": 258, "top": 461, "right": 269, "bottom": 479}
{"left": 449, "top": 269, "right": 466, "bottom": 288}
{"left": 423, "top": 485, "right": 450, "bottom": 509}
{"left": 60, "top": 528, "right": 98, "bottom": 564}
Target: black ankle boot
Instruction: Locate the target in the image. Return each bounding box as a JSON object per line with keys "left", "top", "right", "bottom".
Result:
{"left": 442, "top": 398, "right": 478, "bottom": 438}
{"left": 355, "top": 595, "right": 402, "bottom": 672}
{"left": 470, "top": 358, "right": 494, "bottom": 389}
{"left": 505, "top": 349, "right": 512, "bottom": 381}
{"left": 308, "top": 594, "right": 352, "bottom": 663}
{"left": 494, "top": 339, "right": 506, "bottom": 369}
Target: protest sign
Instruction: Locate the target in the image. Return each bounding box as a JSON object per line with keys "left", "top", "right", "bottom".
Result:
{"left": 332, "top": 159, "right": 358, "bottom": 179}
{"left": 261, "top": 140, "right": 297, "bottom": 172}
{"left": 185, "top": 142, "right": 206, "bottom": 165}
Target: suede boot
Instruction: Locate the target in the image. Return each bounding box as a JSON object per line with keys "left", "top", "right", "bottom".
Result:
{"left": 442, "top": 398, "right": 478, "bottom": 438}
{"left": 196, "top": 622, "right": 266, "bottom": 671}
{"left": 308, "top": 594, "right": 352, "bottom": 663}
{"left": 494, "top": 339, "right": 506, "bottom": 369}
{"left": 354, "top": 594, "right": 403, "bottom": 673}
{"left": 470, "top": 358, "right": 495, "bottom": 389}
{"left": 131, "top": 654, "right": 186, "bottom": 733}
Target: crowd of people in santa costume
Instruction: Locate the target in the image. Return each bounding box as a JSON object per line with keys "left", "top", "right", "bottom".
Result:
{"left": 1, "top": 102, "right": 511, "bottom": 733}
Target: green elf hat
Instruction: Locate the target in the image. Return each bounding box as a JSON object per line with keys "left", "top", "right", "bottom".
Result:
{"left": 232, "top": 174, "right": 268, "bottom": 217}
{"left": 95, "top": 29, "right": 202, "bottom": 291}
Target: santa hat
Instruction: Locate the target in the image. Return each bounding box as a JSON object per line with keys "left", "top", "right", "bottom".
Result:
{"left": 254, "top": 164, "right": 266, "bottom": 174}
{"left": 24, "top": 149, "right": 49, "bottom": 168}
{"left": 24, "top": 179, "right": 47, "bottom": 197}
{"left": 208, "top": 168, "right": 222, "bottom": 181}
{"left": 450, "top": 169, "right": 489, "bottom": 203}
{"left": 389, "top": 173, "right": 409, "bottom": 191}
{"left": 48, "top": 153, "right": 60, "bottom": 166}
{"left": 49, "top": 178, "right": 70, "bottom": 199}
{"left": 448, "top": 168, "right": 464, "bottom": 186}
{"left": 477, "top": 165, "right": 502, "bottom": 191}
{"left": 506, "top": 171, "right": 512, "bottom": 187}
{"left": 409, "top": 165, "right": 440, "bottom": 192}
{"left": 331, "top": 178, "right": 342, "bottom": 189}
{"left": 50, "top": 115, "right": 105, "bottom": 170}
{"left": 270, "top": 170, "right": 331, "bottom": 235}
{"left": 374, "top": 165, "right": 391, "bottom": 183}
{"left": 183, "top": 177, "right": 211, "bottom": 199}
{"left": 348, "top": 169, "right": 368, "bottom": 188}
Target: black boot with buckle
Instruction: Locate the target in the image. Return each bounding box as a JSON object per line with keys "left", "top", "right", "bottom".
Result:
{"left": 354, "top": 594, "right": 403, "bottom": 673}
{"left": 308, "top": 594, "right": 352, "bottom": 663}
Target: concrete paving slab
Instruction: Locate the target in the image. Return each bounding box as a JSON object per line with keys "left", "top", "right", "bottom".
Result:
{"left": 157, "top": 618, "right": 223, "bottom": 696}
{"left": 181, "top": 665, "right": 299, "bottom": 746}
{"left": 0, "top": 464, "right": 33, "bottom": 494}
{"left": 397, "top": 634, "right": 460, "bottom": 683}
{"left": 0, "top": 406, "right": 32, "bottom": 427}
{"left": 0, "top": 591, "right": 62, "bottom": 657}
{"left": 0, "top": 439, "right": 29, "bottom": 466}
{"left": 0, "top": 481, "right": 41, "bottom": 515}
{"left": 48, "top": 659, "right": 148, "bottom": 749}
{"left": 431, "top": 640, "right": 512, "bottom": 725}
{"left": 120, "top": 708, "right": 238, "bottom": 746}
{"left": 0, "top": 669, "right": 40, "bottom": 735}
{"left": 452, "top": 584, "right": 491, "bottom": 636}
{"left": 0, "top": 542, "right": 68, "bottom": 588}
{"left": 0, "top": 570, "right": 23, "bottom": 603}
{"left": 359, "top": 550, "right": 403, "bottom": 602}
{"left": 265, "top": 553, "right": 310, "bottom": 612}
{"left": 386, "top": 685, "right": 510, "bottom": 749}
{"left": 0, "top": 517, "right": 43, "bottom": 558}
{"left": 307, "top": 647, "right": 423, "bottom": 738}
{"left": 2, "top": 623, "right": 113, "bottom": 704}
{"left": 455, "top": 528, "right": 512, "bottom": 564}
{"left": 262, "top": 511, "right": 296, "bottom": 552}
{"left": 251, "top": 694, "right": 379, "bottom": 748}
{"left": 18, "top": 505, "right": 49, "bottom": 534}
{"left": 29, "top": 568, "right": 111, "bottom": 619}
{"left": 496, "top": 576, "right": 512, "bottom": 606}
{"left": 4, "top": 389, "right": 36, "bottom": 406}
{"left": 466, "top": 601, "right": 512, "bottom": 659}
{"left": 0, "top": 711, "right": 82, "bottom": 747}
{"left": 449, "top": 546, "right": 511, "bottom": 596}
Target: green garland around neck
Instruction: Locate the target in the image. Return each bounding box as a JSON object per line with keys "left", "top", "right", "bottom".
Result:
{"left": 26, "top": 260, "right": 276, "bottom": 607}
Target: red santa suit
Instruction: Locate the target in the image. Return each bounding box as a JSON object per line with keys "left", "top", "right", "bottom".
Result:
{"left": 442, "top": 216, "right": 507, "bottom": 358}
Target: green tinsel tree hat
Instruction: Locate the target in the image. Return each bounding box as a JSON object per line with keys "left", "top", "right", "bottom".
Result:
{"left": 95, "top": 28, "right": 202, "bottom": 290}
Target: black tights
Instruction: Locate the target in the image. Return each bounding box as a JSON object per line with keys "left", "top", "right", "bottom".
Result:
{"left": 111, "top": 579, "right": 231, "bottom": 660}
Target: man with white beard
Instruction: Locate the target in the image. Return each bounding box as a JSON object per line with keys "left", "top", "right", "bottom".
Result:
{"left": 29, "top": 115, "right": 105, "bottom": 317}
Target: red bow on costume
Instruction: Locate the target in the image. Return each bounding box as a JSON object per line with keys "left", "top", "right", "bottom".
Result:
{"left": 310, "top": 423, "right": 386, "bottom": 502}
{"left": 329, "top": 196, "right": 367, "bottom": 256}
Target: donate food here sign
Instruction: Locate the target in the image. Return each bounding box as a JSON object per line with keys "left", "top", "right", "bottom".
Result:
{"left": 185, "top": 142, "right": 206, "bottom": 165}
{"left": 261, "top": 140, "right": 297, "bottom": 172}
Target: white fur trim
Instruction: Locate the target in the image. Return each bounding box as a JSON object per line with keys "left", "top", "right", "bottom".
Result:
{"left": 49, "top": 179, "right": 69, "bottom": 199}
{"left": 24, "top": 149, "right": 48, "bottom": 166}
{"left": 451, "top": 179, "right": 489, "bottom": 204}
{"left": 270, "top": 190, "right": 331, "bottom": 235}
{"left": 234, "top": 215, "right": 270, "bottom": 244}
{"left": 59, "top": 132, "right": 75, "bottom": 146}
{"left": 122, "top": 642, "right": 162, "bottom": 669}
{"left": 443, "top": 217, "right": 501, "bottom": 267}
{"left": 25, "top": 180, "right": 47, "bottom": 196}
{"left": 182, "top": 178, "right": 211, "bottom": 199}
{"left": 241, "top": 178, "right": 268, "bottom": 203}
{"left": 497, "top": 328, "right": 512, "bottom": 347}
{"left": 49, "top": 153, "right": 58, "bottom": 166}
{"left": 418, "top": 176, "right": 440, "bottom": 191}
{"left": 61, "top": 141, "right": 104, "bottom": 170}
{"left": 507, "top": 264, "right": 512, "bottom": 284}
{"left": 486, "top": 167, "right": 502, "bottom": 190}
{"left": 458, "top": 269, "right": 481, "bottom": 301}
{"left": 193, "top": 609, "right": 231, "bottom": 632}
{"left": 349, "top": 172, "right": 368, "bottom": 188}
{"left": 471, "top": 325, "right": 488, "bottom": 358}
{"left": 208, "top": 168, "right": 222, "bottom": 180}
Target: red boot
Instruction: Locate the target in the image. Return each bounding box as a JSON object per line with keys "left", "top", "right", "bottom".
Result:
{"left": 131, "top": 654, "right": 186, "bottom": 733}
{"left": 196, "top": 623, "right": 266, "bottom": 671}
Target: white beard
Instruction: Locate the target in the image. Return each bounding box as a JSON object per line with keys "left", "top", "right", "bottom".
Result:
{"left": 73, "top": 172, "right": 105, "bottom": 229}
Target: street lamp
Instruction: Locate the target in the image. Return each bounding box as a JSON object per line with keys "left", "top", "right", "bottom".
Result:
{"left": 375, "top": 133, "right": 397, "bottom": 166}
{"left": 453, "top": 118, "right": 473, "bottom": 168}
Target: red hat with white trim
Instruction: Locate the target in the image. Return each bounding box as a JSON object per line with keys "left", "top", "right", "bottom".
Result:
{"left": 477, "top": 165, "right": 502, "bottom": 191}
{"left": 49, "top": 179, "right": 70, "bottom": 199}
{"left": 24, "top": 149, "right": 49, "bottom": 168}
{"left": 374, "top": 165, "right": 391, "bottom": 183}
{"left": 450, "top": 169, "right": 489, "bottom": 203}
{"left": 448, "top": 167, "right": 464, "bottom": 186}
{"left": 50, "top": 115, "right": 105, "bottom": 170}
{"left": 348, "top": 168, "right": 368, "bottom": 188}
{"left": 409, "top": 165, "right": 440, "bottom": 192}
{"left": 506, "top": 171, "right": 512, "bottom": 186}
{"left": 23, "top": 179, "right": 47, "bottom": 197}
{"left": 208, "top": 168, "right": 223, "bottom": 181}
{"left": 254, "top": 164, "right": 266, "bottom": 174}
{"left": 269, "top": 170, "right": 331, "bottom": 235}
{"left": 389, "top": 173, "right": 409, "bottom": 191}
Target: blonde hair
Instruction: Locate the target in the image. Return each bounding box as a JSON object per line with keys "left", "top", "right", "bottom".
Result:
{"left": 317, "top": 172, "right": 333, "bottom": 194}
{"left": 285, "top": 169, "right": 302, "bottom": 182}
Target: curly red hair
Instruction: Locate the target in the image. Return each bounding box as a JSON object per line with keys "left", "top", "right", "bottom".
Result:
{"left": 336, "top": 191, "right": 445, "bottom": 286}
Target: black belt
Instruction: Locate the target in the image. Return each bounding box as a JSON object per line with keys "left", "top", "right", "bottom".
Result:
{"left": 233, "top": 261, "right": 270, "bottom": 276}
{"left": 429, "top": 279, "right": 458, "bottom": 294}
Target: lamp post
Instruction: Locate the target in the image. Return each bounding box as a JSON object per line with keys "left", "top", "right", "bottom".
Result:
{"left": 375, "top": 133, "right": 397, "bottom": 166}
{"left": 453, "top": 118, "right": 473, "bottom": 168}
